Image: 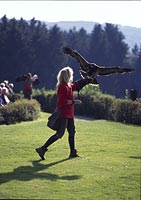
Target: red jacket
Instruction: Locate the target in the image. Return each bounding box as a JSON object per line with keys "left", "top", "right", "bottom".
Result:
{"left": 57, "top": 82, "right": 78, "bottom": 118}
{"left": 23, "top": 80, "right": 32, "bottom": 91}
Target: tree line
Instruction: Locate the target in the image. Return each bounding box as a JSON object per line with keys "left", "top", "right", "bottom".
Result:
{"left": 0, "top": 15, "right": 140, "bottom": 98}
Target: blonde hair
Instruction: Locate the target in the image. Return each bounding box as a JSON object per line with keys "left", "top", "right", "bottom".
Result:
{"left": 56, "top": 66, "right": 73, "bottom": 89}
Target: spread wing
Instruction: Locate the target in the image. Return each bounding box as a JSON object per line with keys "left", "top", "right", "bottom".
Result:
{"left": 63, "top": 47, "right": 92, "bottom": 72}
{"left": 95, "top": 65, "right": 134, "bottom": 76}
{"left": 63, "top": 47, "right": 99, "bottom": 80}
{"left": 63, "top": 47, "right": 134, "bottom": 80}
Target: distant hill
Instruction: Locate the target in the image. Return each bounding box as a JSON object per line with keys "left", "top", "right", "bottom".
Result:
{"left": 45, "top": 21, "right": 141, "bottom": 51}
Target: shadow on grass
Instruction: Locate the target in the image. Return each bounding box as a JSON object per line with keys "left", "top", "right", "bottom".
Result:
{"left": 129, "top": 156, "right": 141, "bottom": 159}
{"left": 0, "top": 158, "right": 82, "bottom": 184}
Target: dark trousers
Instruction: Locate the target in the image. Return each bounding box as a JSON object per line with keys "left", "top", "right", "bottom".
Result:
{"left": 23, "top": 90, "right": 32, "bottom": 100}
{"left": 43, "top": 118, "right": 76, "bottom": 152}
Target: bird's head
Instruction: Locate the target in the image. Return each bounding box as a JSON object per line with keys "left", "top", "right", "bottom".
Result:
{"left": 63, "top": 47, "right": 72, "bottom": 55}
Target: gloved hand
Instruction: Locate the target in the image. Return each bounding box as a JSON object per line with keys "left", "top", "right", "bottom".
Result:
{"left": 76, "top": 77, "right": 98, "bottom": 91}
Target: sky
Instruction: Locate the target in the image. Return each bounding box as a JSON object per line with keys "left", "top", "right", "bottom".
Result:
{"left": 0, "top": 1, "right": 141, "bottom": 28}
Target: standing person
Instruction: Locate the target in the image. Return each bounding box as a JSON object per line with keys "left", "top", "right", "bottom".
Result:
{"left": 23, "top": 73, "right": 33, "bottom": 100}
{"left": 36, "top": 66, "right": 94, "bottom": 160}
{"left": 8, "top": 83, "right": 14, "bottom": 95}
{"left": 1, "top": 87, "right": 10, "bottom": 105}
{"left": 16, "top": 72, "right": 39, "bottom": 100}
{"left": 0, "top": 87, "right": 4, "bottom": 106}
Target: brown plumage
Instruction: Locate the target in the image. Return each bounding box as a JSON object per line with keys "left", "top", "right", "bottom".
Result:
{"left": 63, "top": 47, "right": 134, "bottom": 84}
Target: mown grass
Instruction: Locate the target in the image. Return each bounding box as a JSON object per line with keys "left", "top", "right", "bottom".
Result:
{"left": 0, "top": 112, "right": 140, "bottom": 199}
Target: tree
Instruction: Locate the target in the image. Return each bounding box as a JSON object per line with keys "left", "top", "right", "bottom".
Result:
{"left": 104, "top": 23, "right": 129, "bottom": 66}
{"left": 131, "top": 44, "right": 141, "bottom": 97}
{"left": 44, "top": 25, "right": 65, "bottom": 89}
{"left": 89, "top": 23, "right": 130, "bottom": 97}
{"left": 64, "top": 27, "right": 90, "bottom": 80}
{"left": 88, "top": 24, "right": 109, "bottom": 65}
{"left": 0, "top": 16, "right": 140, "bottom": 97}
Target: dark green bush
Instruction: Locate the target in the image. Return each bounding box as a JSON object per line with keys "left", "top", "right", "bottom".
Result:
{"left": 75, "top": 92, "right": 115, "bottom": 120}
{"left": 92, "top": 93, "right": 115, "bottom": 120}
{"left": 114, "top": 99, "right": 141, "bottom": 125}
{"left": 33, "top": 88, "right": 56, "bottom": 112}
{"left": 9, "top": 93, "right": 23, "bottom": 102}
{"left": 0, "top": 112, "right": 4, "bottom": 124}
{"left": 0, "top": 99, "right": 40, "bottom": 125}
{"left": 32, "top": 88, "right": 141, "bottom": 125}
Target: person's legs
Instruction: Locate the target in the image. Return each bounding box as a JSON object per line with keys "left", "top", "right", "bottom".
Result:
{"left": 36, "top": 118, "right": 67, "bottom": 160}
{"left": 67, "top": 118, "right": 79, "bottom": 158}
{"left": 42, "top": 134, "right": 59, "bottom": 150}
{"left": 67, "top": 119, "right": 75, "bottom": 152}
{"left": 23, "top": 90, "right": 32, "bottom": 100}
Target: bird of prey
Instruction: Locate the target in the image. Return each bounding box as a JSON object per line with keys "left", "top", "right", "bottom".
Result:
{"left": 63, "top": 47, "right": 134, "bottom": 84}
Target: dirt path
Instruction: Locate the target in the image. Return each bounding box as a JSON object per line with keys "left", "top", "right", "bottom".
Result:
{"left": 75, "top": 115, "right": 95, "bottom": 121}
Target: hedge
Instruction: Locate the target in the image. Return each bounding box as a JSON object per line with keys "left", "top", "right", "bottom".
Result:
{"left": 0, "top": 99, "right": 40, "bottom": 125}
{"left": 1, "top": 88, "right": 140, "bottom": 125}
{"left": 32, "top": 88, "right": 141, "bottom": 125}
{"left": 33, "top": 89, "right": 57, "bottom": 112}
{"left": 114, "top": 99, "right": 141, "bottom": 125}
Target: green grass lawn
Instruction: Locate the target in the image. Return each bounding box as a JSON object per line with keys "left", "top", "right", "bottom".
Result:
{"left": 0, "top": 112, "right": 140, "bottom": 199}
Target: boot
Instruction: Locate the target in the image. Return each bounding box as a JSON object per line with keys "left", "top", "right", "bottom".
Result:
{"left": 69, "top": 149, "right": 80, "bottom": 159}
{"left": 35, "top": 146, "right": 48, "bottom": 160}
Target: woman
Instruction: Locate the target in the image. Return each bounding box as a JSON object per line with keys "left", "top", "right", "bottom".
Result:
{"left": 36, "top": 66, "right": 93, "bottom": 160}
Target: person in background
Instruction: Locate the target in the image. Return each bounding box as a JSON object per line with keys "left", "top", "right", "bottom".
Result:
{"left": 23, "top": 73, "right": 33, "bottom": 100}
{"left": 0, "top": 87, "right": 4, "bottom": 106}
{"left": 8, "top": 83, "right": 14, "bottom": 95}
{"left": 0, "top": 82, "right": 5, "bottom": 88}
{"left": 15, "top": 72, "right": 39, "bottom": 100}
{"left": 3, "top": 80, "right": 9, "bottom": 89}
{"left": 36, "top": 66, "right": 94, "bottom": 160}
{"left": 0, "top": 87, "right": 10, "bottom": 105}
